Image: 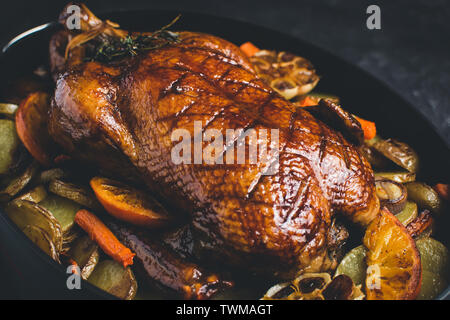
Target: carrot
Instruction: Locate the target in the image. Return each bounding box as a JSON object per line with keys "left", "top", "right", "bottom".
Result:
{"left": 354, "top": 115, "right": 377, "bottom": 140}
{"left": 239, "top": 42, "right": 260, "bottom": 57}
{"left": 298, "top": 96, "right": 318, "bottom": 107}
{"left": 74, "top": 209, "right": 135, "bottom": 268}
{"left": 433, "top": 183, "right": 449, "bottom": 201}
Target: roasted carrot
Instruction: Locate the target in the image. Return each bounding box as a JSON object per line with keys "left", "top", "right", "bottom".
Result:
{"left": 239, "top": 42, "right": 259, "bottom": 57}
{"left": 74, "top": 209, "right": 135, "bottom": 268}
{"left": 434, "top": 183, "right": 449, "bottom": 201}
{"left": 298, "top": 96, "right": 318, "bottom": 107}
{"left": 354, "top": 115, "right": 377, "bottom": 140}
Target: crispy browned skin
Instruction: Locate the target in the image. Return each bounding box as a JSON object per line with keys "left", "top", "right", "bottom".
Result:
{"left": 49, "top": 26, "right": 378, "bottom": 277}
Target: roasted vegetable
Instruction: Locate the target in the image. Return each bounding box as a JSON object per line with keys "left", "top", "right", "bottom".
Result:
{"left": 405, "top": 182, "right": 444, "bottom": 215}
{"left": 68, "top": 235, "right": 100, "bottom": 279}
{"left": 17, "top": 185, "right": 48, "bottom": 203}
{"left": 372, "top": 139, "right": 419, "bottom": 173}
{"left": 321, "top": 274, "right": 354, "bottom": 300}
{"left": 38, "top": 168, "right": 68, "bottom": 185}
{"left": 239, "top": 42, "right": 259, "bottom": 57}
{"left": 0, "top": 119, "right": 21, "bottom": 175}
{"left": 90, "top": 176, "right": 171, "bottom": 228}
{"left": 15, "top": 92, "right": 55, "bottom": 166}
{"left": 395, "top": 201, "right": 418, "bottom": 226}
{"left": 374, "top": 171, "right": 416, "bottom": 183}
{"left": 74, "top": 209, "right": 135, "bottom": 268}
{"left": 262, "top": 273, "right": 331, "bottom": 300}
{"left": 249, "top": 50, "right": 319, "bottom": 99}
{"left": 364, "top": 208, "right": 421, "bottom": 300}
{"left": 0, "top": 103, "right": 19, "bottom": 119}
{"left": 49, "top": 179, "right": 101, "bottom": 210}
{"left": 334, "top": 245, "right": 367, "bottom": 286}
{"left": 415, "top": 238, "right": 449, "bottom": 300}
{"left": 375, "top": 178, "right": 407, "bottom": 214}
{"left": 360, "top": 144, "right": 390, "bottom": 169}
{"left": 87, "top": 260, "right": 137, "bottom": 300}
{"left": 0, "top": 161, "right": 39, "bottom": 202}
{"left": 353, "top": 116, "right": 376, "bottom": 140}
{"left": 39, "top": 195, "right": 82, "bottom": 234}
{"left": 22, "top": 225, "right": 60, "bottom": 263}
{"left": 406, "top": 209, "right": 433, "bottom": 238}
{"left": 6, "top": 199, "right": 63, "bottom": 252}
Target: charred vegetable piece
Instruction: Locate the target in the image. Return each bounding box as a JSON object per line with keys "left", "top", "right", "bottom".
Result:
{"left": 69, "top": 235, "right": 99, "bottom": 279}
{"left": 0, "top": 161, "right": 39, "bottom": 202}
{"left": 321, "top": 274, "right": 354, "bottom": 300}
{"left": 17, "top": 185, "right": 48, "bottom": 203}
{"left": 6, "top": 199, "right": 63, "bottom": 252}
{"left": 372, "top": 139, "right": 419, "bottom": 173}
{"left": 395, "top": 201, "right": 418, "bottom": 226}
{"left": 374, "top": 171, "right": 416, "bottom": 183}
{"left": 22, "top": 225, "right": 60, "bottom": 263}
{"left": 39, "top": 195, "right": 82, "bottom": 234}
{"left": 0, "top": 103, "right": 19, "bottom": 119}
{"left": 38, "top": 168, "right": 68, "bottom": 185}
{"left": 360, "top": 144, "right": 390, "bottom": 169}
{"left": 303, "top": 99, "right": 364, "bottom": 145}
{"left": 262, "top": 273, "right": 331, "bottom": 300}
{"left": 375, "top": 179, "right": 407, "bottom": 214}
{"left": 0, "top": 119, "right": 20, "bottom": 175}
{"left": 335, "top": 245, "right": 367, "bottom": 286}
{"left": 303, "top": 92, "right": 340, "bottom": 105}
{"left": 415, "top": 238, "right": 449, "bottom": 300}
{"left": 250, "top": 50, "right": 319, "bottom": 99}
{"left": 49, "top": 179, "right": 101, "bottom": 210}
{"left": 87, "top": 260, "right": 137, "bottom": 300}
{"left": 405, "top": 182, "right": 443, "bottom": 215}
{"left": 406, "top": 209, "right": 433, "bottom": 238}
{"left": 90, "top": 176, "right": 171, "bottom": 228}
{"left": 15, "top": 92, "right": 55, "bottom": 166}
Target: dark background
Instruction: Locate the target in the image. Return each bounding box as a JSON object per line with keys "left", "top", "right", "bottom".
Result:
{"left": 0, "top": 0, "right": 448, "bottom": 299}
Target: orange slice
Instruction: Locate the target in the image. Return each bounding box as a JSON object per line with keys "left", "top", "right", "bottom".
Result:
{"left": 16, "top": 92, "right": 55, "bottom": 166}
{"left": 90, "top": 177, "right": 171, "bottom": 228}
{"left": 364, "top": 207, "right": 422, "bottom": 300}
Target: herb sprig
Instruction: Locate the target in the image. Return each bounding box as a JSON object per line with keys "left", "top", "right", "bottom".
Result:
{"left": 85, "top": 15, "right": 181, "bottom": 63}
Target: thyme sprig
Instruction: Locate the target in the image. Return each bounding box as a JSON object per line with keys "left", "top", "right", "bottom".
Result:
{"left": 85, "top": 14, "right": 181, "bottom": 62}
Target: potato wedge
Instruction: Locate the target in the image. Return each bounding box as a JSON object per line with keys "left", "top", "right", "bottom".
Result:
{"left": 17, "top": 185, "right": 48, "bottom": 203}
{"left": 0, "top": 161, "right": 39, "bottom": 202}
{"left": 374, "top": 171, "right": 416, "bottom": 183}
{"left": 39, "top": 194, "right": 82, "bottom": 234}
{"left": 15, "top": 92, "right": 55, "bottom": 166}
{"left": 0, "top": 103, "right": 19, "bottom": 119}
{"left": 405, "top": 182, "right": 444, "bottom": 215}
{"left": 6, "top": 199, "right": 63, "bottom": 252}
{"left": 49, "top": 179, "right": 101, "bottom": 210}
{"left": 87, "top": 260, "right": 137, "bottom": 300}
{"left": 22, "top": 225, "right": 60, "bottom": 263}
{"left": 372, "top": 139, "right": 419, "bottom": 173}
{"left": 0, "top": 119, "right": 21, "bottom": 175}
{"left": 69, "top": 235, "right": 100, "bottom": 279}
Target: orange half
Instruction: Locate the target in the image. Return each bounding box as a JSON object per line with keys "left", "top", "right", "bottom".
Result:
{"left": 90, "top": 177, "right": 171, "bottom": 228}
{"left": 364, "top": 207, "right": 422, "bottom": 300}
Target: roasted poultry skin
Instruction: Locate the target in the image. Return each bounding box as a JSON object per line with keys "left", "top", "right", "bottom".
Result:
{"left": 48, "top": 4, "right": 379, "bottom": 280}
